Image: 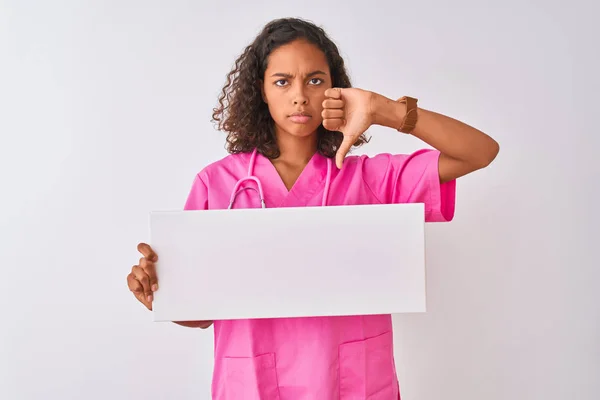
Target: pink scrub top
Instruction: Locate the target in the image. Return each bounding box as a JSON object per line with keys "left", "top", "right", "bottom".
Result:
{"left": 184, "top": 148, "right": 456, "bottom": 399}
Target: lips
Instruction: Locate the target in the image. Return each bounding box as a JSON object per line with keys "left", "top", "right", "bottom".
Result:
{"left": 289, "top": 112, "right": 312, "bottom": 124}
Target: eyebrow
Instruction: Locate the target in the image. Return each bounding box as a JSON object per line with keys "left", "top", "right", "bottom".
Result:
{"left": 270, "top": 70, "right": 328, "bottom": 79}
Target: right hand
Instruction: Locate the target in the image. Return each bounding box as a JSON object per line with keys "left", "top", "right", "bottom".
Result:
{"left": 127, "top": 242, "right": 158, "bottom": 310}
{"left": 126, "top": 242, "right": 214, "bottom": 329}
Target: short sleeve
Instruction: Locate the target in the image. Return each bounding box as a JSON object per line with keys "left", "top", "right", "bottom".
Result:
{"left": 362, "top": 149, "right": 456, "bottom": 222}
{"left": 183, "top": 173, "right": 209, "bottom": 211}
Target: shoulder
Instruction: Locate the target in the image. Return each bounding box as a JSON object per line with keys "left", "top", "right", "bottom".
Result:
{"left": 194, "top": 152, "right": 250, "bottom": 184}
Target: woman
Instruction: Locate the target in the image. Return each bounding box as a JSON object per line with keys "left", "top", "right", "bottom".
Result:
{"left": 127, "top": 17, "right": 499, "bottom": 399}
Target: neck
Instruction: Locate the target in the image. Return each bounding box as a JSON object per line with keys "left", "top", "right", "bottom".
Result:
{"left": 274, "top": 129, "right": 318, "bottom": 165}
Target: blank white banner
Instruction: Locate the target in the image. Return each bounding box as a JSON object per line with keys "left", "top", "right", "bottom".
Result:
{"left": 149, "top": 203, "right": 426, "bottom": 322}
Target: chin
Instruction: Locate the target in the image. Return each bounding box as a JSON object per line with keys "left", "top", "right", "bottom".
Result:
{"left": 290, "top": 126, "right": 319, "bottom": 138}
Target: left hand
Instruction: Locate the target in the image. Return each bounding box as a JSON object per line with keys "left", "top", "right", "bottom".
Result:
{"left": 321, "top": 87, "right": 375, "bottom": 169}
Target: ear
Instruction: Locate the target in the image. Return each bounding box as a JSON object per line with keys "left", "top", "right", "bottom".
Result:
{"left": 259, "top": 80, "right": 267, "bottom": 104}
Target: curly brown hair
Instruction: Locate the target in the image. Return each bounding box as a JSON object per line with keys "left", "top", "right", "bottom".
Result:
{"left": 211, "top": 17, "right": 369, "bottom": 159}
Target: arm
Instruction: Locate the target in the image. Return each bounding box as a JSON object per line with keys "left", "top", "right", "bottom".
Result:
{"left": 371, "top": 94, "right": 500, "bottom": 183}
{"left": 173, "top": 321, "right": 213, "bottom": 329}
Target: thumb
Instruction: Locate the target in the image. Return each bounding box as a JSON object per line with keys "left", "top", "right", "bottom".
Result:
{"left": 336, "top": 135, "right": 354, "bottom": 169}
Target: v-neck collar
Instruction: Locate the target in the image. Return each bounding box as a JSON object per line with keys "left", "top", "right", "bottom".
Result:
{"left": 246, "top": 151, "right": 330, "bottom": 208}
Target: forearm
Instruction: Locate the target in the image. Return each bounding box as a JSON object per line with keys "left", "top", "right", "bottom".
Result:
{"left": 371, "top": 94, "right": 499, "bottom": 168}
{"left": 173, "top": 321, "right": 213, "bottom": 329}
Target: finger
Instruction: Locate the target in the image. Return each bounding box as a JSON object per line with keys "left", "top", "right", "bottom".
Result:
{"left": 137, "top": 242, "right": 158, "bottom": 262}
{"left": 323, "top": 118, "right": 344, "bottom": 131}
{"left": 134, "top": 290, "right": 153, "bottom": 310}
{"left": 132, "top": 265, "right": 153, "bottom": 303}
{"left": 140, "top": 257, "right": 158, "bottom": 292}
{"left": 136, "top": 292, "right": 153, "bottom": 310}
{"left": 128, "top": 273, "right": 152, "bottom": 310}
{"left": 127, "top": 272, "right": 143, "bottom": 293}
{"left": 336, "top": 136, "right": 355, "bottom": 169}
{"left": 322, "top": 109, "right": 344, "bottom": 119}
{"left": 324, "top": 87, "right": 342, "bottom": 100}
{"left": 322, "top": 99, "right": 344, "bottom": 109}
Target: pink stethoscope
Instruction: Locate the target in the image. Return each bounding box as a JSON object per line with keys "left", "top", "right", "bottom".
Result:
{"left": 228, "top": 148, "right": 333, "bottom": 209}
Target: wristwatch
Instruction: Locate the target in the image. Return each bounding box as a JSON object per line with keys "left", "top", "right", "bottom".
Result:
{"left": 397, "top": 96, "right": 418, "bottom": 133}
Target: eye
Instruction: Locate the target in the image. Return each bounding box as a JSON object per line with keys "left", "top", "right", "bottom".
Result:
{"left": 274, "top": 79, "right": 288, "bottom": 87}
{"left": 308, "top": 78, "right": 323, "bottom": 85}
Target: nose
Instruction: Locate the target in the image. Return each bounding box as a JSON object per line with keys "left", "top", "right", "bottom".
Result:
{"left": 292, "top": 85, "right": 308, "bottom": 105}
{"left": 294, "top": 97, "right": 308, "bottom": 105}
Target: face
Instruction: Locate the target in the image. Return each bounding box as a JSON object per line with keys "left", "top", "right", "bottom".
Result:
{"left": 261, "top": 39, "right": 332, "bottom": 140}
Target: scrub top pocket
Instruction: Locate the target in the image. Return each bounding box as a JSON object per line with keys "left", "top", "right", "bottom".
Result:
{"left": 220, "top": 353, "right": 281, "bottom": 400}
{"left": 339, "top": 331, "right": 400, "bottom": 399}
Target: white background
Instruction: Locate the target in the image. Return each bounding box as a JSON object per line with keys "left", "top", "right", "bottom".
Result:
{"left": 1, "top": 1, "right": 598, "bottom": 399}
